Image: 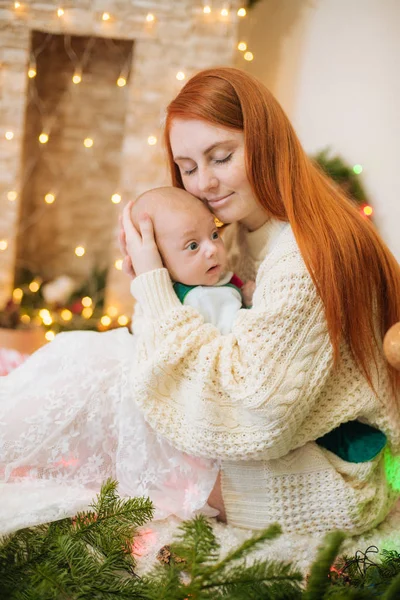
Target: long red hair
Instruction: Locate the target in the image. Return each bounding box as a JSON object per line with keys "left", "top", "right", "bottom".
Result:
{"left": 164, "top": 67, "right": 400, "bottom": 394}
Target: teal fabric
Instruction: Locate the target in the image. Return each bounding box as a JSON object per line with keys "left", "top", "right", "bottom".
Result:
{"left": 173, "top": 282, "right": 196, "bottom": 303}
{"left": 316, "top": 420, "right": 387, "bottom": 463}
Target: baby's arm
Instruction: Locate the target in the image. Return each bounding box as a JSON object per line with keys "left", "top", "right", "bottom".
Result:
{"left": 241, "top": 280, "right": 256, "bottom": 308}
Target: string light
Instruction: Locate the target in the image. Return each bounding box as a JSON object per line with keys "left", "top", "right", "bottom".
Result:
{"left": 100, "top": 315, "right": 111, "bottom": 326}
{"left": 39, "top": 133, "right": 49, "bottom": 143}
{"left": 176, "top": 71, "right": 185, "bottom": 81}
{"left": 45, "top": 330, "right": 55, "bottom": 341}
{"left": 353, "top": 164, "right": 363, "bottom": 174}
{"left": 82, "top": 296, "right": 92, "bottom": 307}
{"left": 44, "top": 193, "right": 55, "bottom": 204}
{"left": 82, "top": 307, "right": 93, "bottom": 318}
{"left": 237, "top": 41, "right": 247, "bottom": 51}
{"left": 244, "top": 51, "right": 254, "bottom": 61}
{"left": 20, "top": 314, "right": 31, "bottom": 324}
{"left": 7, "top": 191, "right": 17, "bottom": 201}
{"left": 74, "top": 246, "right": 85, "bottom": 257}
{"left": 117, "top": 77, "right": 126, "bottom": 87}
{"left": 362, "top": 204, "right": 373, "bottom": 217}
{"left": 221, "top": 8, "right": 229, "bottom": 16}
{"left": 114, "top": 258, "right": 123, "bottom": 270}
{"left": 57, "top": 8, "right": 64, "bottom": 17}
{"left": 39, "top": 309, "right": 53, "bottom": 325}
{"left": 147, "top": 135, "right": 157, "bottom": 145}
{"left": 72, "top": 72, "right": 82, "bottom": 84}
{"left": 106, "top": 306, "right": 118, "bottom": 317}
{"left": 29, "top": 280, "right": 40, "bottom": 292}
{"left": 237, "top": 7, "right": 246, "bottom": 17}
{"left": 60, "top": 309, "right": 73, "bottom": 321}
{"left": 28, "top": 67, "right": 37, "bottom": 78}
{"left": 5, "top": 131, "right": 14, "bottom": 140}
{"left": 83, "top": 138, "right": 93, "bottom": 148}
{"left": 14, "top": 1, "right": 21, "bottom": 8}
{"left": 111, "top": 193, "right": 121, "bottom": 204}
{"left": 102, "top": 12, "right": 110, "bottom": 21}
{"left": 203, "top": 5, "right": 211, "bottom": 13}
{"left": 118, "top": 315, "right": 129, "bottom": 326}
{"left": 146, "top": 13, "right": 155, "bottom": 22}
{"left": 0, "top": 240, "right": 8, "bottom": 251}
{"left": 12, "top": 288, "right": 23, "bottom": 303}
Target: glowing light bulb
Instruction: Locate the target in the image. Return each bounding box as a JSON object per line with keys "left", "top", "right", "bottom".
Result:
{"left": 146, "top": 13, "right": 155, "bottom": 22}
{"left": 363, "top": 205, "right": 373, "bottom": 216}
{"left": 29, "top": 281, "right": 40, "bottom": 292}
{"left": 13, "top": 288, "right": 23, "bottom": 302}
{"left": 7, "top": 191, "right": 17, "bottom": 201}
{"left": 107, "top": 306, "right": 118, "bottom": 317}
{"left": 237, "top": 7, "right": 246, "bottom": 17}
{"left": 176, "top": 71, "right": 185, "bottom": 81}
{"left": 203, "top": 5, "right": 211, "bottom": 13}
{"left": 72, "top": 73, "right": 82, "bottom": 84}
{"left": 353, "top": 164, "right": 363, "bottom": 174}
{"left": 114, "top": 258, "right": 123, "bottom": 270}
{"left": 102, "top": 12, "right": 110, "bottom": 21}
{"left": 20, "top": 314, "right": 30, "bottom": 324}
{"left": 57, "top": 8, "right": 64, "bottom": 17}
{"left": 82, "top": 307, "right": 93, "bottom": 319}
{"left": 111, "top": 193, "right": 121, "bottom": 204}
{"left": 221, "top": 8, "right": 229, "bottom": 16}
{"left": 100, "top": 315, "right": 111, "bottom": 326}
{"left": 82, "top": 296, "right": 92, "bottom": 307}
{"left": 0, "top": 240, "right": 8, "bottom": 251}
{"left": 39, "top": 133, "right": 49, "bottom": 143}
{"left": 238, "top": 41, "right": 247, "bottom": 51}
{"left": 44, "top": 193, "right": 55, "bottom": 204}
{"left": 244, "top": 51, "right": 254, "bottom": 61}
{"left": 28, "top": 68, "right": 36, "bottom": 78}
{"left": 83, "top": 138, "right": 93, "bottom": 148}
{"left": 45, "top": 330, "right": 55, "bottom": 341}
{"left": 118, "top": 315, "right": 129, "bottom": 326}
{"left": 5, "top": 131, "right": 14, "bottom": 140}
{"left": 147, "top": 135, "right": 157, "bottom": 145}
{"left": 14, "top": 1, "right": 21, "bottom": 8}
{"left": 75, "top": 246, "right": 85, "bottom": 257}
{"left": 61, "top": 309, "right": 73, "bottom": 321}
{"left": 117, "top": 77, "right": 126, "bottom": 87}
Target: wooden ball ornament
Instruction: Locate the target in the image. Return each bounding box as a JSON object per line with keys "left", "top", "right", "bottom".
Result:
{"left": 383, "top": 322, "right": 400, "bottom": 371}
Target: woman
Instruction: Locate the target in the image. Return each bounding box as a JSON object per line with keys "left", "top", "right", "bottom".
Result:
{"left": 121, "top": 67, "right": 400, "bottom": 534}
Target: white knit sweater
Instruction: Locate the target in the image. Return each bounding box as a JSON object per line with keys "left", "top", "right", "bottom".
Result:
{"left": 130, "top": 218, "right": 400, "bottom": 535}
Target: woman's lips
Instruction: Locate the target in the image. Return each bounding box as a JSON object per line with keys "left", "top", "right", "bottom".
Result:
{"left": 207, "top": 192, "right": 234, "bottom": 208}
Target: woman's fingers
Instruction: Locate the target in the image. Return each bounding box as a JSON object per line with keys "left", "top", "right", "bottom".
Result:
{"left": 138, "top": 213, "right": 156, "bottom": 246}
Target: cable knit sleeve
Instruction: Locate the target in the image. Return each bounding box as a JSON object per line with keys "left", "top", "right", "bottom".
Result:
{"left": 130, "top": 232, "right": 334, "bottom": 461}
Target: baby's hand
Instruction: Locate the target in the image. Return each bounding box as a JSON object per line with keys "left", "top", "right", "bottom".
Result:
{"left": 241, "top": 280, "right": 256, "bottom": 308}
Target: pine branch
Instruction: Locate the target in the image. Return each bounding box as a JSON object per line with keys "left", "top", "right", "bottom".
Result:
{"left": 303, "top": 531, "right": 346, "bottom": 599}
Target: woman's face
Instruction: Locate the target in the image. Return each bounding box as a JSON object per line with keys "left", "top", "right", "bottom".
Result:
{"left": 169, "top": 119, "right": 268, "bottom": 231}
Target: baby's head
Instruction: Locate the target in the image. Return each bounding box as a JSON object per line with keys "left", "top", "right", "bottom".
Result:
{"left": 131, "top": 187, "right": 227, "bottom": 286}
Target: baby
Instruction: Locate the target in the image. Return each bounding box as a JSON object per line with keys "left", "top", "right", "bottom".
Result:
{"left": 130, "top": 187, "right": 255, "bottom": 334}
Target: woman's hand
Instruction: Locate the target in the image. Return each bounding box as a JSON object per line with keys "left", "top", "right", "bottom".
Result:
{"left": 121, "top": 201, "right": 163, "bottom": 277}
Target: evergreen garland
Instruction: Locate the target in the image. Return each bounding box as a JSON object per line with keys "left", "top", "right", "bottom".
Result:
{"left": 1, "top": 480, "right": 400, "bottom": 599}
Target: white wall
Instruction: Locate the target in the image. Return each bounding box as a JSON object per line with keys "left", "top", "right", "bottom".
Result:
{"left": 238, "top": 0, "right": 400, "bottom": 260}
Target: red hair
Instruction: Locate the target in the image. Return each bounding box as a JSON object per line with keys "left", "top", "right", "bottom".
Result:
{"left": 163, "top": 67, "right": 400, "bottom": 394}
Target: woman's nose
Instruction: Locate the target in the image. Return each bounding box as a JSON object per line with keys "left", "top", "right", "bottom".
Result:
{"left": 197, "top": 168, "right": 218, "bottom": 194}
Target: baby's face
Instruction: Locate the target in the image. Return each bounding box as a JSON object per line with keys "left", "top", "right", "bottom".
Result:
{"left": 156, "top": 201, "right": 227, "bottom": 286}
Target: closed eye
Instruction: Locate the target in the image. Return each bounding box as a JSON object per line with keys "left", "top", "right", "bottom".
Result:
{"left": 214, "top": 153, "right": 232, "bottom": 165}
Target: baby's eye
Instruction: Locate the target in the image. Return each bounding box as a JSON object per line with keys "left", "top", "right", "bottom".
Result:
{"left": 188, "top": 242, "right": 199, "bottom": 251}
{"left": 211, "top": 231, "right": 219, "bottom": 240}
